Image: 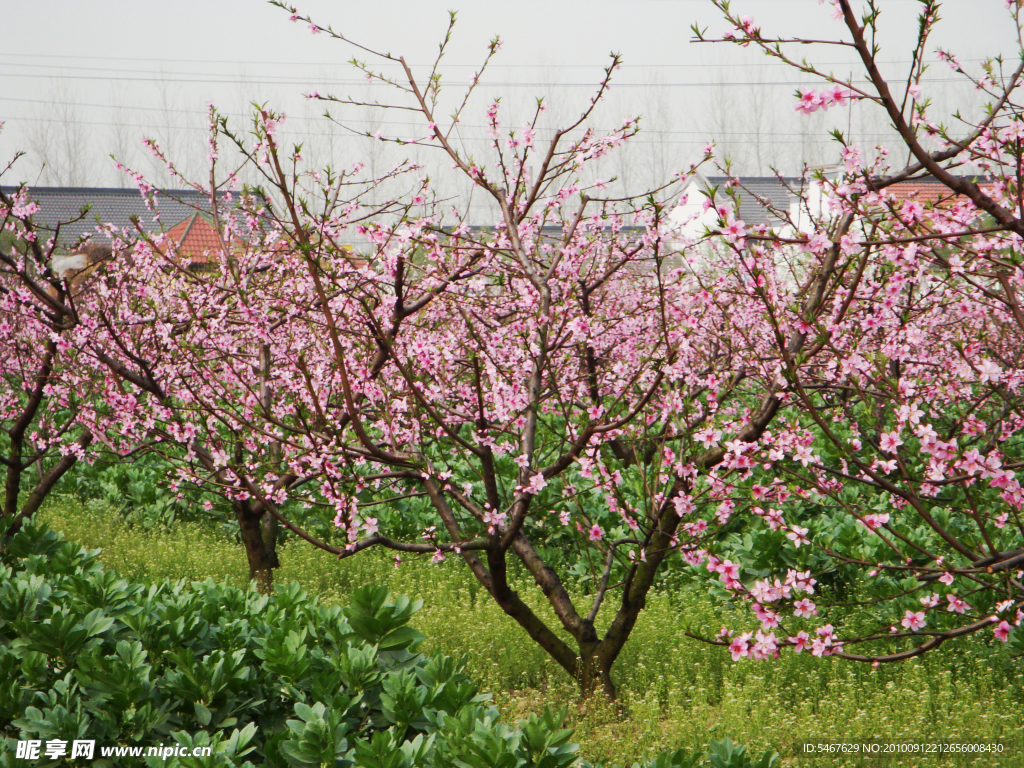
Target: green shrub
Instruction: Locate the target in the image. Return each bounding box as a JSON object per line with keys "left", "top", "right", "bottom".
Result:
{"left": 0, "top": 517, "right": 778, "bottom": 768}
{"left": 0, "top": 518, "right": 513, "bottom": 766}
{"left": 63, "top": 454, "right": 226, "bottom": 533}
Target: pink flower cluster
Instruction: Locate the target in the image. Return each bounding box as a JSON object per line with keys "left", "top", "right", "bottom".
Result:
{"left": 794, "top": 85, "right": 852, "bottom": 115}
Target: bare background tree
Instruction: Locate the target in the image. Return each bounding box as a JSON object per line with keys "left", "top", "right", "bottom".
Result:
{"left": 27, "top": 80, "right": 93, "bottom": 186}
{"left": 2, "top": 0, "right": 1006, "bottom": 217}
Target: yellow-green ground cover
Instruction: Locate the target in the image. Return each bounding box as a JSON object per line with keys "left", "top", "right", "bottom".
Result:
{"left": 40, "top": 498, "right": 1024, "bottom": 767}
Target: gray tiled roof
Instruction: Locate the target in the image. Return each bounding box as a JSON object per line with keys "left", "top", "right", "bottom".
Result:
{"left": 0, "top": 186, "right": 247, "bottom": 250}
{"left": 703, "top": 176, "right": 802, "bottom": 227}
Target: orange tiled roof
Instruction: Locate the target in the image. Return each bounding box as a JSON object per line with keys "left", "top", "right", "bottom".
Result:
{"left": 165, "top": 213, "right": 242, "bottom": 266}
{"left": 882, "top": 177, "right": 995, "bottom": 207}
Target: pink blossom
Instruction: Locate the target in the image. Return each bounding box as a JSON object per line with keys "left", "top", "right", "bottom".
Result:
{"left": 716, "top": 559, "right": 740, "bottom": 581}
{"left": 879, "top": 432, "right": 904, "bottom": 454}
{"left": 729, "top": 634, "right": 751, "bottom": 661}
{"left": 811, "top": 637, "right": 834, "bottom": 657}
{"left": 785, "top": 526, "right": 810, "bottom": 548}
{"left": 861, "top": 513, "right": 891, "bottom": 531}
{"left": 694, "top": 427, "right": 722, "bottom": 448}
{"left": 793, "top": 598, "right": 817, "bottom": 618}
{"left": 994, "top": 620, "right": 1013, "bottom": 642}
{"left": 795, "top": 89, "right": 824, "bottom": 115}
{"left": 824, "top": 84, "right": 851, "bottom": 108}
{"left": 900, "top": 200, "right": 925, "bottom": 222}
{"left": 750, "top": 580, "right": 775, "bottom": 603}
{"left": 977, "top": 360, "right": 1003, "bottom": 384}
{"left": 786, "top": 570, "right": 817, "bottom": 595}
{"left": 720, "top": 217, "right": 746, "bottom": 245}
{"left": 483, "top": 508, "right": 507, "bottom": 534}
{"left": 790, "top": 631, "right": 811, "bottom": 652}
{"left": 795, "top": 85, "right": 851, "bottom": 115}
{"left": 901, "top": 611, "right": 927, "bottom": 631}
{"left": 801, "top": 232, "right": 831, "bottom": 255}
{"left": 995, "top": 599, "right": 1016, "bottom": 615}
{"left": 673, "top": 494, "right": 696, "bottom": 516}
{"left": 752, "top": 602, "right": 780, "bottom": 629}
{"left": 842, "top": 144, "right": 863, "bottom": 172}
{"left": 751, "top": 629, "right": 778, "bottom": 659}
{"left": 945, "top": 594, "right": 971, "bottom": 614}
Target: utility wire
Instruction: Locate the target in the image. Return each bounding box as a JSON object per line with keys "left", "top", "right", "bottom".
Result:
{"left": 0, "top": 64, "right": 973, "bottom": 89}
{"left": 0, "top": 96, "right": 908, "bottom": 140}
{"left": 0, "top": 113, "right": 908, "bottom": 146}
{"left": 0, "top": 52, "right": 968, "bottom": 69}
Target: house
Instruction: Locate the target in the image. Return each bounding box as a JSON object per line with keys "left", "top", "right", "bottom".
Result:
{"left": 0, "top": 186, "right": 253, "bottom": 277}
{"left": 668, "top": 174, "right": 811, "bottom": 243}
{"left": 164, "top": 211, "right": 243, "bottom": 269}
{"left": 867, "top": 176, "right": 997, "bottom": 215}
{"left": 669, "top": 172, "right": 996, "bottom": 250}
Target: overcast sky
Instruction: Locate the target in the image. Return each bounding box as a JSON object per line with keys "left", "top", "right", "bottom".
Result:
{"left": 0, "top": 0, "right": 1018, "bottom": 198}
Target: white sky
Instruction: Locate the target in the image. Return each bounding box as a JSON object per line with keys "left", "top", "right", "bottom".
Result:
{"left": 0, "top": 0, "right": 1018, "bottom": 197}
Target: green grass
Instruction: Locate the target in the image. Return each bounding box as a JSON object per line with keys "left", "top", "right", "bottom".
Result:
{"left": 39, "top": 497, "right": 1024, "bottom": 767}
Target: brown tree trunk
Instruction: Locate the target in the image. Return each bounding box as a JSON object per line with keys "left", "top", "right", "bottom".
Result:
{"left": 235, "top": 500, "right": 279, "bottom": 593}
{"left": 1, "top": 431, "right": 92, "bottom": 548}
{"left": 4, "top": 454, "right": 21, "bottom": 522}
{"left": 5, "top": 342, "right": 58, "bottom": 522}
{"left": 262, "top": 509, "right": 279, "bottom": 566}
{"left": 576, "top": 643, "right": 617, "bottom": 700}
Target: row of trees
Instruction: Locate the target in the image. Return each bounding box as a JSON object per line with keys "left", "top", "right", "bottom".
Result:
{"left": 2, "top": 0, "right": 1022, "bottom": 698}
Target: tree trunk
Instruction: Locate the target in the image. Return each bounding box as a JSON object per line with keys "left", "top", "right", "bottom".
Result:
{"left": 576, "top": 644, "right": 617, "bottom": 700}
{"left": 1, "top": 431, "right": 92, "bottom": 548}
{"left": 4, "top": 456, "right": 21, "bottom": 521}
{"left": 262, "top": 509, "right": 279, "bottom": 567}
{"left": 235, "top": 500, "right": 279, "bottom": 593}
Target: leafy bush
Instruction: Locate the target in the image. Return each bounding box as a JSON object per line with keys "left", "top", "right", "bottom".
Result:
{"left": 64, "top": 454, "right": 230, "bottom": 533}
{"left": 63, "top": 452, "right": 353, "bottom": 553}
{"left": 0, "top": 517, "right": 507, "bottom": 766}
{"left": 0, "top": 517, "right": 775, "bottom": 768}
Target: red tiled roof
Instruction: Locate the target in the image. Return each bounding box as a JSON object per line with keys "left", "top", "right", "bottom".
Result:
{"left": 165, "top": 213, "right": 242, "bottom": 266}
{"left": 883, "top": 178, "right": 996, "bottom": 207}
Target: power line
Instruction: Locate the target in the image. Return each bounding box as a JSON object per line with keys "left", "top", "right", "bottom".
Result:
{"left": 0, "top": 51, "right": 974, "bottom": 69}
{"left": 0, "top": 113, "right": 907, "bottom": 146}
{"left": 0, "top": 66, "right": 971, "bottom": 89}
{"left": 0, "top": 96, "right": 908, "bottom": 139}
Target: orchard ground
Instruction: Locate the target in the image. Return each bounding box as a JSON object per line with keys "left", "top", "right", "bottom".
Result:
{"left": 41, "top": 496, "right": 1024, "bottom": 768}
